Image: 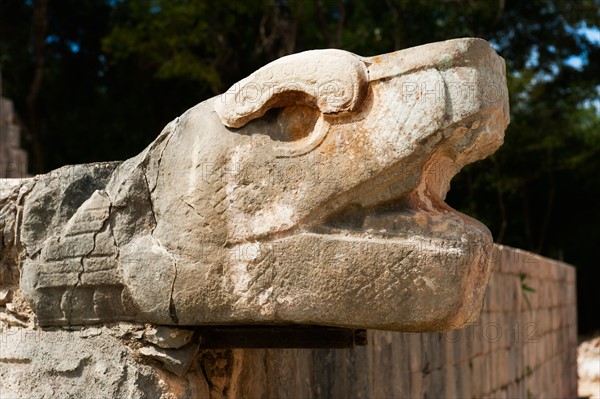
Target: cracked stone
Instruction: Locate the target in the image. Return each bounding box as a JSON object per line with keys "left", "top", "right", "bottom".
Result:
{"left": 0, "top": 288, "right": 11, "bottom": 305}
{"left": 0, "top": 37, "right": 513, "bottom": 399}
{"left": 138, "top": 343, "right": 199, "bottom": 377}
{"left": 54, "top": 354, "right": 90, "bottom": 373}
{"left": 143, "top": 326, "right": 194, "bottom": 349}
{"left": 11, "top": 38, "right": 508, "bottom": 331}
{"left": 79, "top": 327, "right": 103, "bottom": 338}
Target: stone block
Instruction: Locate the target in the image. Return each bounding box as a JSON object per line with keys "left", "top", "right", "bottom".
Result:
{"left": 42, "top": 233, "right": 96, "bottom": 261}
{"left": 470, "top": 354, "right": 486, "bottom": 396}
{"left": 454, "top": 362, "right": 472, "bottom": 399}
{"left": 0, "top": 38, "right": 576, "bottom": 399}
{"left": 407, "top": 333, "right": 422, "bottom": 373}
{"left": 11, "top": 38, "right": 508, "bottom": 329}
{"left": 143, "top": 326, "right": 194, "bottom": 349}
{"left": 39, "top": 259, "right": 81, "bottom": 275}
{"left": 80, "top": 269, "right": 123, "bottom": 286}
{"left": 83, "top": 256, "right": 118, "bottom": 272}
{"left": 37, "top": 271, "right": 79, "bottom": 288}
{"left": 409, "top": 370, "right": 424, "bottom": 399}
{"left": 138, "top": 343, "right": 199, "bottom": 377}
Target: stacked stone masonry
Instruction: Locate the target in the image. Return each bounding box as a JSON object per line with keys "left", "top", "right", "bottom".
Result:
{"left": 0, "top": 97, "right": 27, "bottom": 179}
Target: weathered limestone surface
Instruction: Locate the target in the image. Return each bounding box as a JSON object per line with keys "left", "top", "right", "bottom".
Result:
{"left": 1, "top": 38, "right": 509, "bottom": 332}
{"left": 0, "top": 245, "right": 577, "bottom": 398}
{"left": 0, "top": 37, "right": 519, "bottom": 398}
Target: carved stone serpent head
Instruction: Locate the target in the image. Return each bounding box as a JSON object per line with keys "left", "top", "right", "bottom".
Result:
{"left": 15, "top": 38, "right": 508, "bottom": 330}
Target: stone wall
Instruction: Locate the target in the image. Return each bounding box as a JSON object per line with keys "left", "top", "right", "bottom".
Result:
{"left": 200, "top": 244, "right": 578, "bottom": 399}
{"left": 0, "top": 246, "right": 577, "bottom": 398}
{"left": 0, "top": 97, "right": 28, "bottom": 178}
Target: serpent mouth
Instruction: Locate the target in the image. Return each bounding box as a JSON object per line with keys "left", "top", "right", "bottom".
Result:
{"left": 313, "top": 192, "right": 491, "bottom": 246}
{"left": 308, "top": 117, "right": 496, "bottom": 247}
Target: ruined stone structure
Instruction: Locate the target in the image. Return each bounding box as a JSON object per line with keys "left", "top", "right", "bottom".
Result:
{"left": 6, "top": 38, "right": 508, "bottom": 331}
{"left": 0, "top": 245, "right": 577, "bottom": 398}
{"left": 0, "top": 96, "right": 27, "bottom": 179}
{"left": 0, "top": 38, "right": 576, "bottom": 398}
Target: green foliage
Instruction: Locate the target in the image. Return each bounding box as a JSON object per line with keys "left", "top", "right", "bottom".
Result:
{"left": 520, "top": 273, "right": 536, "bottom": 312}
{"left": 103, "top": 1, "right": 225, "bottom": 91}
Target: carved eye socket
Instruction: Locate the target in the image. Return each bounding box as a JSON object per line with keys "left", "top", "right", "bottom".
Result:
{"left": 236, "top": 103, "right": 327, "bottom": 158}
{"left": 259, "top": 105, "right": 320, "bottom": 142}
{"left": 214, "top": 49, "right": 370, "bottom": 157}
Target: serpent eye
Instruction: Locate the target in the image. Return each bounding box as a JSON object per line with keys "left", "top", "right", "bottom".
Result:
{"left": 214, "top": 49, "right": 368, "bottom": 128}
{"left": 231, "top": 103, "right": 326, "bottom": 158}
{"left": 240, "top": 104, "right": 318, "bottom": 141}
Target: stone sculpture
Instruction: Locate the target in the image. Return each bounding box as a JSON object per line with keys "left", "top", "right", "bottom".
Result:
{"left": 1, "top": 38, "right": 509, "bottom": 332}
